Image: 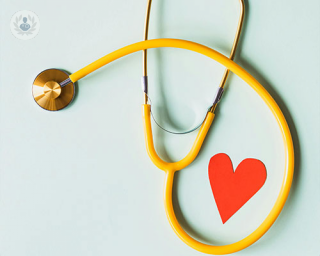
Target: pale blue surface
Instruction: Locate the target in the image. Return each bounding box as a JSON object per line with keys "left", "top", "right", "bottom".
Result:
{"left": 0, "top": 0, "right": 319, "bottom": 255}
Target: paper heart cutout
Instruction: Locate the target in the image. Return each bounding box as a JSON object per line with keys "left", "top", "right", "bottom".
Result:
{"left": 208, "top": 153, "right": 267, "bottom": 224}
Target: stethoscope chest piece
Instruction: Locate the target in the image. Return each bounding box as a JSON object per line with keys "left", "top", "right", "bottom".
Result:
{"left": 32, "top": 68, "right": 75, "bottom": 111}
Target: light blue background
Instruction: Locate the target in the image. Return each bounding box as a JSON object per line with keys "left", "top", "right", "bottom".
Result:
{"left": 0, "top": 0, "right": 319, "bottom": 255}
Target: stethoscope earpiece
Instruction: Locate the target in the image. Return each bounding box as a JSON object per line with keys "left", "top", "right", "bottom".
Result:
{"left": 32, "top": 68, "right": 75, "bottom": 111}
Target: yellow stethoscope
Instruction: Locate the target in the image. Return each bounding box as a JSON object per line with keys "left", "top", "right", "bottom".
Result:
{"left": 32, "top": 0, "right": 294, "bottom": 254}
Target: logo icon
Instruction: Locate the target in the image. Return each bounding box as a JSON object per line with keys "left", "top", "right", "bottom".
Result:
{"left": 10, "top": 10, "right": 40, "bottom": 40}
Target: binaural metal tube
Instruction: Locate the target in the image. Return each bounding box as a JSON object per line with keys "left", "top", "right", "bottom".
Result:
{"left": 142, "top": 0, "right": 245, "bottom": 112}
{"left": 209, "top": 0, "right": 245, "bottom": 112}
{"left": 143, "top": 0, "right": 153, "bottom": 104}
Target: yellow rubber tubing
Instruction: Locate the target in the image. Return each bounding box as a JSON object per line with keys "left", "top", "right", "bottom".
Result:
{"left": 69, "top": 39, "right": 294, "bottom": 254}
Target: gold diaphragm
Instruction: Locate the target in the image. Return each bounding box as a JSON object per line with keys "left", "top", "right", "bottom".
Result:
{"left": 32, "top": 69, "right": 75, "bottom": 111}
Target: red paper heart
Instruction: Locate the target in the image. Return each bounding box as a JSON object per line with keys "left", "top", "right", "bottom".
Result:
{"left": 208, "top": 153, "right": 267, "bottom": 224}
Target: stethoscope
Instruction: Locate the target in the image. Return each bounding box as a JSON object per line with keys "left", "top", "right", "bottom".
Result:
{"left": 32, "top": 0, "right": 294, "bottom": 254}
